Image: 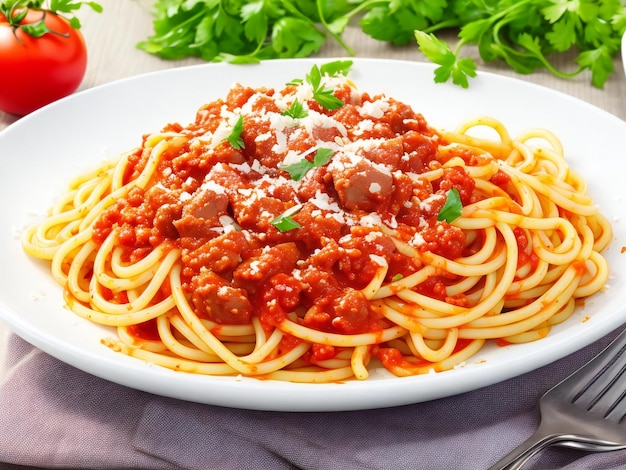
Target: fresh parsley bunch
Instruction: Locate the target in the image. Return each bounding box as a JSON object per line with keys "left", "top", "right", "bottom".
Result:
{"left": 137, "top": 0, "right": 355, "bottom": 63}
{"left": 138, "top": 0, "right": 626, "bottom": 88}
{"left": 414, "top": 0, "right": 626, "bottom": 88}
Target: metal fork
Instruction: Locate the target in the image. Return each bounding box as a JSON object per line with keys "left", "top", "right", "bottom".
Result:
{"left": 490, "top": 327, "right": 626, "bottom": 470}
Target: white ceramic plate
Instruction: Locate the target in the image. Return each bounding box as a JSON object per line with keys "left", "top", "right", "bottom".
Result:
{"left": 1, "top": 59, "right": 625, "bottom": 411}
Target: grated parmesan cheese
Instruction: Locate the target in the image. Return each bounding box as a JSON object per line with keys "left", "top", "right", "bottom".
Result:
{"left": 369, "top": 182, "right": 382, "bottom": 193}
{"left": 357, "top": 98, "right": 390, "bottom": 119}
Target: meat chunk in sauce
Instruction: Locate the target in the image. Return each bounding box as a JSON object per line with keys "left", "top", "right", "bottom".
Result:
{"left": 329, "top": 155, "right": 393, "bottom": 212}
{"left": 182, "top": 230, "right": 248, "bottom": 275}
{"left": 190, "top": 270, "right": 253, "bottom": 324}
{"left": 233, "top": 242, "right": 300, "bottom": 295}
{"left": 173, "top": 188, "right": 229, "bottom": 239}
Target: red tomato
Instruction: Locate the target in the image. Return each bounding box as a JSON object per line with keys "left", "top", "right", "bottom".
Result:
{"left": 0, "top": 9, "right": 87, "bottom": 115}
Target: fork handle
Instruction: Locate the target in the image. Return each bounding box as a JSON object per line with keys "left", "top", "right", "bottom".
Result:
{"left": 488, "top": 429, "right": 567, "bottom": 470}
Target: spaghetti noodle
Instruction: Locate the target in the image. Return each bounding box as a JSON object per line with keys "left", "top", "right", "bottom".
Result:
{"left": 22, "top": 63, "right": 612, "bottom": 382}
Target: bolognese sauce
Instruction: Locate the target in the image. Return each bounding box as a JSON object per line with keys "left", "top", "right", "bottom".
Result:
{"left": 92, "top": 70, "right": 474, "bottom": 338}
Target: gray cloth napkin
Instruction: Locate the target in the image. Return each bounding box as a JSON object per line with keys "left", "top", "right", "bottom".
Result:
{"left": 1, "top": 328, "right": 626, "bottom": 470}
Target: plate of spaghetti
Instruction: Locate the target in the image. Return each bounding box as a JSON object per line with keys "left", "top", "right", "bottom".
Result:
{"left": 1, "top": 59, "right": 625, "bottom": 411}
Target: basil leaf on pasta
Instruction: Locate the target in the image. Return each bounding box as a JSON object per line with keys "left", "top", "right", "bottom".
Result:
{"left": 438, "top": 188, "right": 462, "bottom": 223}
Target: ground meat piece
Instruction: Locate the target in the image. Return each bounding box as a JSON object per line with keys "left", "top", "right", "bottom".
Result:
{"left": 153, "top": 203, "right": 183, "bottom": 240}
{"left": 399, "top": 131, "right": 438, "bottom": 173}
{"left": 359, "top": 136, "right": 403, "bottom": 167}
{"left": 231, "top": 192, "right": 286, "bottom": 231}
{"left": 143, "top": 186, "right": 183, "bottom": 241}
{"left": 233, "top": 242, "right": 300, "bottom": 295}
{"left": 190, "top": 271, "right": 253, "bottom": 324}
{"left": 182, "top": 231, "right": 248, "bottom": 275}
{"left": 297, "top": 167, "right": 328, "bottom": 202}
{"left": 173, "top": 189, "right": 229, "bottom": 239}
{"left": 330, "top": 155, "right": 393, "bottom": 212}
{"left": 330, "top": 288, "right": 371, "bottom": 334}
{"left": 437, "top": 166, "right": 476, "bottom": 206}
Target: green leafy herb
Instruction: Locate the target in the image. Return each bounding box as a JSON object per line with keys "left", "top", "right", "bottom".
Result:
{"left": 437, "top": 188, "right": 462, "bottom": 223}
{"left": 414, "top": 30, "right": 476, "bottom": 88}
{"left": 280, "top": 158, "right": 312, "bottom": 181}
{"left": 138, "top": 0, "right": 329, "bottom": 63}
{"left": 281, "top": 147, "right": 334, "bottom": 181}
{"left": 391, "top": 273, "right": 404, "bottom": 282}
{"left": 312, "top": 147, "right": 334, "bottom": 166}
{"left": 414, "top": 0, "right": 626, "bottom": 88}
{"left": 1, "top": 0, "right": 102, "bottom": 35}
{"left": 138, "top": 0, "right": 626, "bottom": 88}
{"left": 304, "top": 61, "right": 352, "bottom": 110}
{"left": 282, "top": 98, "right": 308, "bottom": 120}
{"left": 225, "top": 116, "right": 245, "bottom": 150}
{"left": 271, "top": 205, "right": 302, "bottom": 232}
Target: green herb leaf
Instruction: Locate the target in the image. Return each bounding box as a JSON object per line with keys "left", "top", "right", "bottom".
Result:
{"left": 360, "top": 5, "right": 429, "bottom": 45}
{"left": 313, "top": 87, "right": 344, "bottom": 110}
{"left": 280, "top": 147, "right": 334, "bottom": 181}
{"left": 312, "top": 147, "right": 334, "bottom": 166}
{"left": 225, "top": 116, "right": 245, "bottom": 150}
{"left": 415, "top": 29, "right": 452, "bottom": 64}
{"left": 437, "top": 188, "right": 462, "bottom": 223}
{"left": 272, "top": 214, "right": 302, "bottom": 232}
{"left": 281, "top": 158, "right": 313, "bottom": 181}
{"left": 577, "top": 45, "right": 614, "bottom": 88}
{"left": 300, "top": 61, "right": 352, "bottom": 110}
{"left": 271, "top": 17, "right": 326, "bottom": 58}
{"left": 306, "top": 63, "right": 323, "bottom": 90}
{"left": 319, "top": 59, "right": 353, "bottom": 77}
{"left": 415, "top": 30, "right": 476, "bottom": 88}
{"left": 271, "top": 205, "right": 302, "bottom": 232}
{"left": 282, "top": 98, "right": 308, "bottom": 119}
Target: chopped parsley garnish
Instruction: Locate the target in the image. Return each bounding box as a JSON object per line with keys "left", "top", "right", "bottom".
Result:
{"left": 391, "top": 273, "right": 404, "bottom": 282}
{"left": 312, "top": 147, "right": 334, "bottom": 166}
{"left": 282, "top": 98, "right": 308, "bottom": 119}
{"left": 287, "top": 60, "right": 352, "bottom": 110}
{"left": 318, "top": 60, "right": 353, "bottom": 78}
{"left": 307, "top": 64, "right": 344, "bottom": 110}
{"left": 280, "top": 147, "right": 334, "bottom": 181}
{"left": 437, "top": 188, "right": 463, "bottom": 223}
{"left": 280, "top": 158, "right": 312, "bottom": 181}
{"left": 225, "top": 116, "right": 245, "bottom": 150}
{"left": 271, "top": 205, "right": 302, "bottom": 232}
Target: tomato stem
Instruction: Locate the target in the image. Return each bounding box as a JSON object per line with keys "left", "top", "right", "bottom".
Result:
{"left": 1, "top": 0, "right": 102, "bottom": 39}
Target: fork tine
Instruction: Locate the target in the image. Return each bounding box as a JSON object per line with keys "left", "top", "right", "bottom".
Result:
{"left": 605, "top": 388, "right": 626, "bottom": 423}
{"left": 553, "top": 328, "right": 626, "bottom": 409}
{"left": 583, "top": 365, "right": 626, "bottom": 421}
{"left": 568, "top": 336, "right": 626, "bottom": 421}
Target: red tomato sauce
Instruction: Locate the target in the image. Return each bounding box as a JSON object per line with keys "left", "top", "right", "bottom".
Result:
{"left": 377, "top": 338, "right": 474, "bottom": 373}
{"left": 93, "top": 78, "right": 483, "bottom": 344}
